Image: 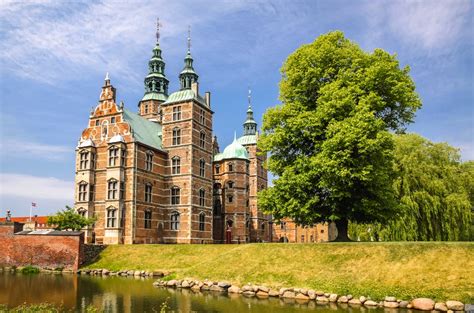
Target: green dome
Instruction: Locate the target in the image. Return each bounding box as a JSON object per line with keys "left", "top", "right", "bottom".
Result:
{"left": 215, "top": 136, "right": 249, "bottom": 161}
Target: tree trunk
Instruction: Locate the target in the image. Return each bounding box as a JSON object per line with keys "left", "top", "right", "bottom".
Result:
{"left": 333, "top": 218, "right": 352, "bottom": 242}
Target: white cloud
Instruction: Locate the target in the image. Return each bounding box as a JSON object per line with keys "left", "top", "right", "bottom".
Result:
{"left": 364, "top": 0, "right": 471, "bottom": 53}
{"left": 0, "top": 139, "right": 71, "bottom": 160}
{"left": 0, "top": 173, "right": 73, "bottom": 201}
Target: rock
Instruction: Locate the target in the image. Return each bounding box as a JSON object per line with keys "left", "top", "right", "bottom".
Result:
{"left": 337, "top": 296, "right": 348, "bottom": 303}
{"left": 102, "top": 269, "right": 110, "bottom": 275}
{"left": 300, "top": 288, "right": 308, "bottom": 295}
{"left": 399, "top": 300, "right": 409, "bottom": 308}
{"left": 308, "top": 290, "right": 316, "bottom": 300}
{"left": 256, "top": 290, "right": 269, "bottom": 298}
{"left": 317, "top": 296, "right": 329, "bottom": 303}
{"left": 378, "top": 301, "right": 384, "bottom": 307}
{"left": 347, "top": 294, "right": 353, "bottom": 300}
{"left": 407, "top": 303, "right": 413, "bottom": 309}
{"left": 218, "top": 281, "right": 231, "bottom": 289}
{"left": 435, "top": 302, "right": 448, "bottom": 312}
{"left": 181, "top": 280, "right": 190, "bottom": 288}
{"left": 385, "top": 296, "right": 397, "bottom": 302}
{"left": 201, "top": 285, "right": 210, "bottom": 291}
{"left": 384, "top": 301, "right": 399, "bottom": 308}
{"left": 258, "top": 286, "right": 269, "bottom": 293}
{"left": 279, "top": 287, "right": 288, "bottom": 296}
{"left": 295, "top": 293, "right": 310, "bottom": 301}
{"left": 242, "top": 285, "right": 253, "bottom": 292}
{"left": 242, "top": 290, "right": 255, "bottom": 297}
{"left": 364, "top": 300, "right": 378, "bottom": 307}
{"left": 210, "top": 285, "right": 225, "bottom": 292}
{"left": 166, "top": 280, "right": 177, "bottom": 287}
{"left": 329, "top": 294, "right": 338, "bottom": 302}
{"left": 152, "top": 271, "right": 163, "bottom": 277}
{"left": 228, "top": 285, "right": 240, "bottom": 293}
{"left": 446, "top": 301, "right": 464, "bottom": 311}
{"left": 282, "top": 291, "right": 296, "bottom": 299}
{"left": 294, "top": 288, "right": 301, "bottom": 294}
{"left": 316, "top": 290, "right": 325, "bottom": 296}
{"left": 127, "top": 270, "right": 134, "bottom": 276}
{"left": 324, "top": 293, "right": 330, "bottom": 297}
{"left": 268, "top": 290, "right": 279, "bottom": 297}
{"left": 349, "top": 299, "right": 361, "bottom": 305}
{"left": 191, "top": 284, "right": 201, "bottom": 292}
{"left": 412, "top": 298, "right": 435, "bottom": 311}
{"left": 465, "top": 304, "right": 474, "bottom": 312}
{"left": 359, "top": 296, "right": 366, "bottom": 304}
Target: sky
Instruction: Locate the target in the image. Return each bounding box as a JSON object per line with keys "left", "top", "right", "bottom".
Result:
{"left": 0, "top": 0, "right": 472, "bottom": 216}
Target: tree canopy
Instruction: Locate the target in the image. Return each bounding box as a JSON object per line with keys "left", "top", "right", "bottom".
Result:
{"left": 258, "top": 31, "right": 421, "bottom": 240}
{"left": 47, "top": 206, "right": 96, "bottom": 231}
{"left": 350, "top": 134, "right": 473, "bottom": 241}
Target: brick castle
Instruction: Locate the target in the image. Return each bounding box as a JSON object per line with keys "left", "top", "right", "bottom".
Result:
{"left": 74, "top": 27, "right": 330, "bottom": 244}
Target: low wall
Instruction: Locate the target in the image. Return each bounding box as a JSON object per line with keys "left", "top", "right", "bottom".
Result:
{"left": 0, "top": 223, "right": 84, "bottom": 270}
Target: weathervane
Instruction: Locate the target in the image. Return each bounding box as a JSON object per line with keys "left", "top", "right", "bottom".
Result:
{"left": 187, "top": 25, "right": 191, "bottom": 51}
{"left": 156, "top": 17, "right": 162, "bottom": 43}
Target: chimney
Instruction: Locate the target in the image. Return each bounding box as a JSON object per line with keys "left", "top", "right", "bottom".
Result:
{"left": 191, "top": 82, "right": 199, "bottom": 96}
{"left": 205, "top": 91, "right": 211, "bottom": 107}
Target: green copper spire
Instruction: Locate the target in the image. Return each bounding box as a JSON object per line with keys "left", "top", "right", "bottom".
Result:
{"left": 243, "top": 88, "right": 257, "bottom": 135}
{"left": 179, "top": 26, "right": 198, "bottom": 90}
{"left": 142, "top": 18, "right": 169, "bottom": 102}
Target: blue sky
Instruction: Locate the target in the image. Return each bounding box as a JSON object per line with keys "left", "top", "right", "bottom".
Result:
{"left": 0, "top": 0, "right": 472, "bottom": 216}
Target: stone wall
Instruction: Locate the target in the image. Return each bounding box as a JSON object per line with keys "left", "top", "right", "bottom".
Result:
{"left": 0, "top": 223, "right": 84, "bottom": 270}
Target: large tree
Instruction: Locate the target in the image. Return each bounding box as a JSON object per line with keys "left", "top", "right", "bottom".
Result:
{"left": 47, "top": 206, "right": 96, "bottom": 231}
{"left": 258, "top": 31, "right": 421, "bottom": 241}
{"left": 350, "top": 134, "right": 473, "bottom": 241}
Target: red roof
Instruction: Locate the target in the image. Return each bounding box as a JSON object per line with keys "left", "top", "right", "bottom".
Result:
{"left": 0, "top": 216, "right": 49, "bottom": 224}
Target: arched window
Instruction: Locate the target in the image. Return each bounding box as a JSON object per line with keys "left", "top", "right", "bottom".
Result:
{"left": 199, "top": 188, "right": 205, "bottom": 206}
{"left": 199, "top": 159, "right": 205, "bottom": 177}
{"left": 199, "top": 212, "right": 205, "bottom": 231}
{"left": 171, "top": 186, "right": 180, "bottom": 205}
{"left": 215, "top": 164, "right": 220, "bottom": 174}
{"left": 144, "top": 104, "right": 149, "bottom": 114}
{"left": 199, "top": 109, "right": 205, "bottom": 124}
{"left": 172, "top": 128, "right": 181, "bottom": 145}
{"left": 107, "top": 179, "right": 118, "bottom": 199}
{"left": 261, "top": 222, "right": 265, "bottom": 232}
{"left": 145, "top": 183, "right": 152, "bottom": 203}
{"left": 172, "top": 156, "right": 181, "bottom": 174}
{"left": 228, "top": 195, "right": 233, "bottom": 203}
{"left": 79, "top": 151, "right": 89, "bottom": 169}
{"left": 107, "top": 207, "right": 117, "bottom": 228}
{"left": 144, "top": 209, "right": 152, "bottom": 229}
{"left": 145, "top": 151, "right": 153, "bottom": 171}
{"left": 200, "top": 131, "right": 205, "bottom": 148}
{"left": 228, "top": 163, "right": 233, "bottom": 172}
{"left": 170, "top": 211, "right": 180, "bottom": 230}
{"left": 78, "top": 182, "right": 88, "bottom": 202}
{"left": 108, "top": 146, "right": 119, "bottom": 166}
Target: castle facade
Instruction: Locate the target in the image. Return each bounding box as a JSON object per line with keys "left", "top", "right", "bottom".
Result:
{"left": 74, "top": 33, "right": 274, "bottom": 244}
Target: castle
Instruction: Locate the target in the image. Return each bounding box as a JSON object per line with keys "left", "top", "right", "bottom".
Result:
{"left": 74, "top": 26, "right": 330, "bottom": 244}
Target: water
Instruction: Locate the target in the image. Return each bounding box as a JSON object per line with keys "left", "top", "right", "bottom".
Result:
{"left": 0, "top": 273, "right": 385, "bottom": 312}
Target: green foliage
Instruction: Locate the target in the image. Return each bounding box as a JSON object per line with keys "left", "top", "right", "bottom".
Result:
{"left": 258, "top": 31, "right": 421, "bottom": 234}
{"left": 47, "top": 206, "right": 96, "bottom": 231}
{"left": 20, "top": 265, "right": 40, "bottom": 274}
{"left": 349, "top": 134, "right": 473, "bottom": 241}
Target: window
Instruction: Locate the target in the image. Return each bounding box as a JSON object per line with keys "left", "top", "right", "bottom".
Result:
{"left": 95, "top": 120, "right": 99, "bottom": 126}
{"left": 121, "top": 149, "right": 126, "bottom": 166}
{"left": 246, "top": 199, "right": 249, "bottom": 207}
{"left": 246, "top": 163, "right": 249, "bottom": 173}
{"left": 200, "top": 131, "right": 205, "bottom": 148}
{"left": 227, "top": 181, "right": 234, "bottom": 189}
{"left": 172, "top": 157, "right": 181, "bottom": 174}
{"left": 144, "top": 210, "right": 152, "bottom": 229}
{"left": 215, "top": 164, "right": 220, "bottom": 174}
{"left": 90, "top": 153, "right": 95, "bottom": 169}
{"left": 145, "top": 183, "right": 152, "bottom": 203}
{"left": 321, "top": 229, "right": 324, "bottom": 234}
{"left": 172, "top": 128, "right": 181, "bottom": 145}
{"left": 310, "top": 235, "right": 314, "bottom": 242}
{"left": 261, "top": 222, "right": 265, "bottom": 231}
{"left": 246, "top": 219, "right": 250, "bottom": 228}
{"left": 145, "top": 152, "right": 153, "bottom": 171}
{"left": 111, "top": 117, "right": 116, "bottom": 123}
{"left": 120, "top": 182, "right": 125, "bottom": 200}
{"left": 173, "top": 106, "right": 181, "bottom": 121}
{"left": 107, "top": 208, "right": 117, "bottom": 228}
{"left": 301, "top": 235, "right": 305, "bottom": 242}
{"left": 171, "top": 211, "right": 180, "bottom": 230}
{"left": 107, "top": 179, "right": 118, "bottom": 199}
{"left": 109, "top": 147, "right": 119, "bottom": 166}
{"left": 144, "top": 104, "right": 149, "bottom": 114}
{"left": 199, "top": 189, "right": 205, "bottom": 206}
{"left": 171, "top": 187, "right": 180, "bottom": 205}
{"left": 199, "top": 109, "right": 205, "bottom": 124}
{"left": 228, "top": 163, "right": 233, "bottom": 172}
{"left": 199, "top": 159, "right": 205, "bottom": 177}
{"left": 79, "top": 151, "right": 89, "bottom": 169}
{"left": 89, "top": 184, "right": 95, "bottom": 202}
{"left": 228, "top": 195, "right": 233, "bottom": 203}
{"left": 280, "top": 222, "right": 286, "bottom": 230}
{"left": 199, "top": 212, "right": 205, "bottom": 231}
{"left": 78, "top": 182, "right": 88, "bottom": 201}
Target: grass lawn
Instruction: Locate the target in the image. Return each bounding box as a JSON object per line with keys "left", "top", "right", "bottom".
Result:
{"left": 85, "top": 242, "right": 474, "bottom": 303}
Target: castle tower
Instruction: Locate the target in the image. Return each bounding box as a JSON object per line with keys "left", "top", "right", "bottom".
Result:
{"left": 160, "top": 27, "right": 214, "bottom": 243}
{"left": 139, "top": 18, "right": 169, "bottom": 121}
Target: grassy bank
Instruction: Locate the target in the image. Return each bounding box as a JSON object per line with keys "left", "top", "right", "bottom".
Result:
{"left": 85, "top": 242, "right": 474, "bottom": 303}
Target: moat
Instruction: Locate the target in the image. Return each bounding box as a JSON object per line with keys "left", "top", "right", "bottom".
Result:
{"left": 0, "top": 272, "right": 386, "bottom": 313}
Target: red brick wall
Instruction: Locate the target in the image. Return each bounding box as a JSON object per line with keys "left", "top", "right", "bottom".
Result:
{"left": 0, "top": 224, "right": 84, "bottom": 270}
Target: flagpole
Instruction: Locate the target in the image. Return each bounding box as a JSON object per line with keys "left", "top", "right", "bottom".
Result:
{"left": 29, "top": 203, "right": 32, "bottom": 222}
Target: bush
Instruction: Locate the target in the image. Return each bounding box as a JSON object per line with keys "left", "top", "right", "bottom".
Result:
{"left": 20, "top": 265, "right": 40, "bottom": 274}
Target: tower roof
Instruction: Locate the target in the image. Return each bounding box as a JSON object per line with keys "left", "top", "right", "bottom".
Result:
{"left": 214, "top": 133, "right": 249, "bottom": 161}
{"left": 179, "top": 26, "right": 198, "bottom": 90}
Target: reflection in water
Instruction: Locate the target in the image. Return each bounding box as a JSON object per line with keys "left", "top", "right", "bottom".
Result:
{"left": 0, "top": 273, "right": 385, "bottom": 313}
